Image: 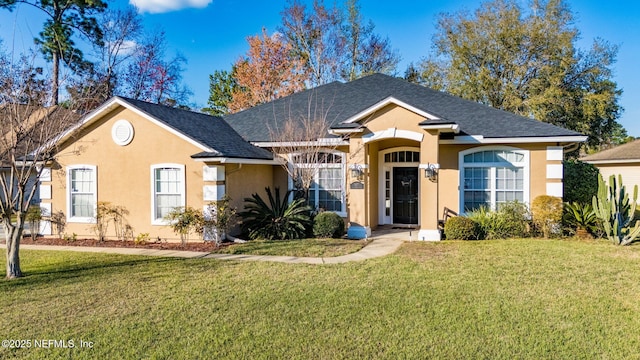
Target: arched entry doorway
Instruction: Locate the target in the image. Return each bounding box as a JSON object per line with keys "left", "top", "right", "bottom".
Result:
{"left": 378, "top": 147, "right": 420, "bottom": 226}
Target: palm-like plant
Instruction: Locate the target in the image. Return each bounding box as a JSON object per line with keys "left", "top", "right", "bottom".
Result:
{"left": 240, "top": 187, "right": 311, "bottom": 240}
{"left": 564, "top": 202, "right": 597, "bottom": 236}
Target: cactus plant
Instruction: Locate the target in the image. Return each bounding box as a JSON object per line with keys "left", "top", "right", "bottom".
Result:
{"left": 592, "top": 174, "right": 640, "bottom": 245}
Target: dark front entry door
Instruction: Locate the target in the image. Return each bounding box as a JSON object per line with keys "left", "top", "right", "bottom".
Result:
{"left": 393, "top": 167, "right": 418, "bottom": 224}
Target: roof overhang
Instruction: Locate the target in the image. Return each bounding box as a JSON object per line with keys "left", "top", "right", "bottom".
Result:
{"left": 192, "top": 157, "right": 284, "bottom": 165}
{"left": 343, "top": 96, "right": 442, "bottom": 124}
{"left": 439, "top": 135, "right": 588, "bottom": 144}
{"left": 252, "top": 138, "right": 348, "bottom": 148}
{"left": 582, "top": 159, "right": 640, "bottom": 165}
{"left": 52, "top": 97, "right": 214, "bottom": 153}
{"left": 420, "top": 123, "right": 460, "bottom": 133}
{"left": 329, "top": 128, "right": 365, "bottom": 135}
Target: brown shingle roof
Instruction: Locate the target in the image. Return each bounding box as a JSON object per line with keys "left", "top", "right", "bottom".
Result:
{"left": 582, "top": 139, "right": 640, "bottom": 163}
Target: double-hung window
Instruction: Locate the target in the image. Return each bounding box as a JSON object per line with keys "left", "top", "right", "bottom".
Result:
{"left": 460, "top": 148, "right": 529, "bottom": 212}
{"left": 151, "top": 164, "right": 185, "bottom": 224}
{"left": 67, "top": 165, "right": 97, "bottom": 223}
{"left": 290, "top": 151, "right": 346, "bottom": 216}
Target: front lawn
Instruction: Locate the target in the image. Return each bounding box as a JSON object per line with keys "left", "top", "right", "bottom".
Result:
{"left": 215, "top": 238, "right": 367, "bottom": 257}
{"left": 2, "top": 239, "right": 640, "bottom": 359}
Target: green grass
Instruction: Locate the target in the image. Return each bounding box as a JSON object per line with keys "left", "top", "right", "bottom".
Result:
{"left": 2, "top": 239, "right": 640, "bottom": 359}
{"left": 214, "top": 238, "right": 366, "bottom": 257}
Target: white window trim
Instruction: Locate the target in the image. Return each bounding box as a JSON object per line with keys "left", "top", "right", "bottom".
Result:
{"left": 151, "top": 163, "right": 186, "bottom": 225}
{"left": 458, "top": 146, "right": 530, "bottom": 214}
{"left": 66, "top": 165, "right": 97, "bottom": 224}
{"left": 288, "top": 150, "right": 347, "bottom": 217}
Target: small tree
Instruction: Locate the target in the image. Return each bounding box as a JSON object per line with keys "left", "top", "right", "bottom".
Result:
{"left": 92, "top": 201, "right": 111, "bottom": 241}
{"left": 109, "top": 204, "right": 130, "bottom": 241}
{"left": 206, "top": 195, "right": 237, "bottom": 246}
{"left": 25, "top": 206, "right": 42, "bottom": 241}
{"left": 1, "top": 50, "right": 85, "bottom": 279}
{"left": 268, "top": 92, "right": 342, "bottom": 203}
{"left": 165, "top": 206, "right": 203, "bottom": 246}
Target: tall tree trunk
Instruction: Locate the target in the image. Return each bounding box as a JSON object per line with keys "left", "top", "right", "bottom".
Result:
{"left": 52, "top": 52, "right": 60, "bottom": 105}
{"left": 4, "top": 221, "right": 23, "bottom": 279}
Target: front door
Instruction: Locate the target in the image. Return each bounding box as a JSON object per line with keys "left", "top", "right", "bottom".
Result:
{"left": 393, "top": 167, "right": 418, "bottom": 224}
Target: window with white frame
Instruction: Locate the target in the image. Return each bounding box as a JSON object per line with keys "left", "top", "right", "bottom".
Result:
{"left": 151, "top": 164, "right": 185, "bottom": 224}
{"left": 67, "top": 165, "right": 97, "bottom": 222}
{"left": 460, "top": 148, "right": 529, "bottom": 212}
{"left": 291, "top": 151, "right": 345, "bottom": 214}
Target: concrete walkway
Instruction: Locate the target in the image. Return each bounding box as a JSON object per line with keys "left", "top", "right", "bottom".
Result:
{"left": 2, "top": 230, "right": 411, "bottom": 264}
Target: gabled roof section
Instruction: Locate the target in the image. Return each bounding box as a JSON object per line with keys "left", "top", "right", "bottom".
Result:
{"left": 224, "top": 73, "right": 584, "bottom": 143}
{"left": 63, "top": 97, "right": 272, "bottom": 160}
{"left": 340, "top": 96, "right": 444, "bottom": 124}
{"left": 582, "top": 139, "right": 640, "bottom": 164}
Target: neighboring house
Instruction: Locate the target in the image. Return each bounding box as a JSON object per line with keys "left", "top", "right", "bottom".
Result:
{"left": 1, "top": 105, "right": 80, "bottom": 235}
{"left": 43, "top": 74, "right": 586, "bottom": 241}
{"left": 582, "top": 139, "right": 640, "bottom": 190}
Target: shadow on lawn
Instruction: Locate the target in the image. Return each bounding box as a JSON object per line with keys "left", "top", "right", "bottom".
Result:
{"left": 0, "top": 256, "right": 182, "bottom": 288}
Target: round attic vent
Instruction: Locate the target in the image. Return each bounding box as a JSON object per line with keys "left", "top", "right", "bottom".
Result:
{"left": 112, "top": 119, "right": 134, "bottom": 146}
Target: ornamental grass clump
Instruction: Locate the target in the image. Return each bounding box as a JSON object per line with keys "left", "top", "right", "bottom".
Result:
{"left": 592, "top": 174, "right": 640, "bottom": 246}
{"left": 466, "top": 201, "right": 530, "bottom": 239}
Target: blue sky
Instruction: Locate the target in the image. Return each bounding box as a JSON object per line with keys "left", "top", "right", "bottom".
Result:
{"left": 1, "top": 0, "right": 638, "bottom": 136}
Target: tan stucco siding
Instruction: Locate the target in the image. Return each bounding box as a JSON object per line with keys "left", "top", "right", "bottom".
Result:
{"left": 51, "top": 106, "right": 207, "bottom": 240}
{"left": 225, "top": 164, "right": 274, "bottom": 216}
{"left": 367, "top": 142, "right": 379, "bottom": 228}
{"left": 363, "top": 104, "right": 426, "bottom": 134}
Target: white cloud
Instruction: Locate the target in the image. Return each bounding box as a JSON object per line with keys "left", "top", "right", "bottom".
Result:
{"left": 130, "top": 0, "right": 212, "bottom": 14}
{"left": 107, "top": 40, "right": 138, "bottom": 56}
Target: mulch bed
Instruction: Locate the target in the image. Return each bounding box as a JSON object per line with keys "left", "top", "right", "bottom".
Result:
{"left": 12, "top": 237, "right": 228, "bottom": 252}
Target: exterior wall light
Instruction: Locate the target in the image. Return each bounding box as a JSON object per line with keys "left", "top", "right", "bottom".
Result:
{"left": 421, "top": 163, "right": 440, "bottom": 181}
{"left": 350, "top": 164, "right": 365, "bottom": 180}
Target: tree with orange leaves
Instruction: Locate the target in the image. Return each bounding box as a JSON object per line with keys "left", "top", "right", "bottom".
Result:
{"left": 228, "top": 28, "right": 307, "bottom": 113}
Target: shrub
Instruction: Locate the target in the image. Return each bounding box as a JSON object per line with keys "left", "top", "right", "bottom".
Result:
{"left": 135, "top": 233, "right": 150, "bottom": 244}
{"left": 313, "top": 212, "right": 345, "bottom": 238}
{"left": 92, "top": 202, "right": 131, "bottom": 241}
{"left": 467, "top": 201, "right": 530, "bottom": 239}
{"left": 444, "top": 216, "right": 478, "bottom": 240}
{"left": 204, "top": 195, "right": 237, "bottom": 246}
{"left": 165, "top": 206, "right": 204, "bottom": 246}
{"left": 564, "top": 159, "right": 599, "bottom": 204}
{"left": 25, "top": 206, "right": 42, "bottom": 241}
{"left": 531, "top": 196, "right": 563, "bottom": 238}
{"left": 239, "top": 187, "right": 311, "bottom": 240}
